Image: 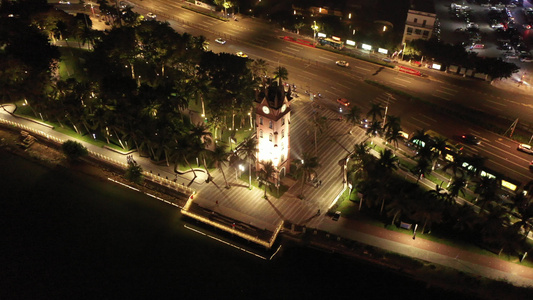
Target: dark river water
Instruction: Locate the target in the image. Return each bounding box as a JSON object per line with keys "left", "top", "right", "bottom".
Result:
{"left": 0, "top": 149, "right": 474, "bottom": 300}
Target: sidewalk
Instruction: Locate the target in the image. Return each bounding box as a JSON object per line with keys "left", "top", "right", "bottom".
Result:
{"left": 317, "top": 216, "right": 533, "bottom": 288}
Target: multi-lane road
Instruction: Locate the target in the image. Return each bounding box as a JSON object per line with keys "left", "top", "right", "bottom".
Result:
{"left": 67, "top": 0, "right": 533, "bottom": 187}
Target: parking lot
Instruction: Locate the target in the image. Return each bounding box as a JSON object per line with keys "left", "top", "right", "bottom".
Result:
{"left": 435, "top": 0, "right": 533, "bottom": 66}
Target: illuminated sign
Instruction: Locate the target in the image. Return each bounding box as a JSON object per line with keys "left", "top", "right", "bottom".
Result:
{"left": 480, "top": 170, "right": 496, "bottom": 179}
{"left": 445, "top": 153, "right": 454, "bottom": 162}
{"left": 361, "top": 44, "right": 371, "bottom": 51}
{"left": 346, "top": 40, "right": 356, "bottom": 46}
{"left": 317, "top": 32, "right": 326, "bottom": 38}
{"left": 501, "top": 180, "right": 517, "bottom": 191}
{"left": 378, "top": 48, "right": 388, "bottom": 55}
{"left": 332, "top": 36, "right": 341, "bottom": 41}
{"left": 432, "top": 63, "right": 442, "bottom": 70}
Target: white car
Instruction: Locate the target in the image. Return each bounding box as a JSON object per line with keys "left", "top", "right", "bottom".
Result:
{"left": 146, "top": 12, "right": 156, "bottom": 19}
{"left": 215, "top": 38, "right": 226, "bottom": 45}
{"left": 336, "top": 60, "right": 349, "bottom": 67}
{"left": 518, "top": 144, "right": 533, "bottom": 154}
{"left": 520, "top": 55, "right": 533, "bottom": 62}
{"left": 236, "top": 51, "right": 248, "bottom": 58}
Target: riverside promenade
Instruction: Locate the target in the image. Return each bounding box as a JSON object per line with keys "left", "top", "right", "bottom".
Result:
{"left": 1, "top": 98, "right": 532, "bottom": 288}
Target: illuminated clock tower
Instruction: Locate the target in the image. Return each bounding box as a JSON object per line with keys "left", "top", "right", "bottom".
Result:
{"left": 255, "top": 81, "right": 292, "bottom": 184}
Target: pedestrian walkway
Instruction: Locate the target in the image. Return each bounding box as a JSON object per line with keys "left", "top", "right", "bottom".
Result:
{"left": 2, "top": 80, "right": 532, "bottom": 286}
{"left": 317, "top": 216, "right": 533, "bottom": 288}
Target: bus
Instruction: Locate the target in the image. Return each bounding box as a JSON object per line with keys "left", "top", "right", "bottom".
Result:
{"left": 318, "top": 37, "right": 344, "bottom": 49}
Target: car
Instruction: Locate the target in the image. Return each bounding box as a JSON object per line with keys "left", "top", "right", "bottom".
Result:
{"left": 236, "top": 51, "right": 248, "bottom": 58}
{"left": 504, "top": 53, "right": 519, "bottom": 59}
{"left": 360, "top": 119, "right": 370, "bottom": 128}
{"left": 520, "top": 55, "right": 533, "bottom": 62}
{"left": 382, "top": 57, "right": 393, "bottom": 63}
{"left": 460, "top": 134, "right": 480, "bottom": 145}
{"left": 146, "top": 12, "right": 156, "bottom": 19}
{"left": 336, "top": 98, "right": 350, "bottom": 107}
{"left": 518, "top": 143, "right": 533, "bottom": 154}
{"left": 332, "top": 211, "right": 341, "bottom": 221}
{"left": 215, "top": 38, "right": 226, "bottom": 45}
{"left": 119, "top": 1, "right": 128, "bottom": 8}
{"left": 335, "top": 60, "right": 349, "bottom": 67}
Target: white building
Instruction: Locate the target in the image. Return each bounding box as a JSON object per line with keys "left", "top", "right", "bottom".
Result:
{"left": 402, "top": 0, "right": 436, "bottom": 44}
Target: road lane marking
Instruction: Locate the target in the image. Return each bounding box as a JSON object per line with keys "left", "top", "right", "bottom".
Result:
{"left": 482, "top": 103, "right": 502, "bottom": 111}
{"left": 318, "top": 56, "right": 334, "bottom": 61}
{"left": 395, "top": 78, "right": 411, "bottom": 83}
{"left": 483, "top": 98, "right": 507, "bottom": 107}
{"left": 411, "top": 117, "right": 430, "bottom": 127}
{"left": 392, "top": 82, "right": 408, "bottom": 87}
{"left": 480, "top": 143, "right": 531, "bottom": 164}
{"left": 432, "top": 94, "right": 451, "bottom": 101}
{"left": 351, "top": 65, "right": 371, "bottom": 71}
{"left": 436, "top": 89, "right": 455, "bottom": 96}
{"left": 420, "top": 115, "right": 436, "bottom": 122}
{"left": 439, "top": 86, "right": 456, "bottom": 91}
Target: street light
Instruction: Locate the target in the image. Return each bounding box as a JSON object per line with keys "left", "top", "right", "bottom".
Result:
{"left": 311, "top": 21, "right": 319, "bottom": 44}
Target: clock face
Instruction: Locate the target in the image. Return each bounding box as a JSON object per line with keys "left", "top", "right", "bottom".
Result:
{"left": 281, "top": 104, "right": 287, "bottom": 113}
{"left": 262, "top": 106, "right": 270, "bottom": 114}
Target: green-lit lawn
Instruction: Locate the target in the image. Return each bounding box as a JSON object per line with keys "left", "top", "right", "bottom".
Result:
{"left": 58, "top": 47, "right": 88, "bottom": 81}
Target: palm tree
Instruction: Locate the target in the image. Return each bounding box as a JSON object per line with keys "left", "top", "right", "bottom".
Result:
{"left": 412, "top": 194, "right": 443, "bottom": 234}
{"left": 211, "top": 143, "right": 231, "bottom": 189}
{"left": 377, "top": 148, "right": 398, "bottom": 175}
{"left": 294, "top": 22, "right": 305, "bottom": 34}
{"left": 386, "top": 192, "right": 411, "bottom": 226}
{"left": 273, "top": 66, "right": 288, "bottom": 86}
{"left": 463, "top": 154, "right": 486, "bottom": 182}
{"left": 347, "top": 141, "right": 372, "bottom": 190}
{"left": 310, "top": 111, "right": 328, "bottom": 155}
{"left": 446, "top": 176, "right": 466, "bottom": 205}
{"left": 237, "top": 137, "right": 258, "bottom": 188}
{"left": 452, "top": 203, "right": 480, "bottom": 234}
{"left": 512, "top": 192, "right": 533, "bottom": 238}
{"left": 292, "top": 152, "right": 320, "bottom": 199}
{"left": 258, "top": 160, "right": 276, "bottom": 199}
{"left": 480, "top": 203, "right": 510, "bottom": 248}
{"left": 474, "top": 177, "right": 500, "bottom": 214}
{"left": 190, "top": 122, "right": 213, "bottom": 149}
{"left": 412, "top": 157, "right": 431, "bottom": 183}
{"left": 344, "top": 105, "right": 361, "bottom": 132}
{"left": 411, "top": 129, "right": 430, "bottom": 150}
{"left": 366, "top": 103, "right": 384, "bottom": 123}
{"left": 249, "top": 59, "right": 269, "bottom": 82}
{"left": 430, "top": 136, "right": 448, "bottom": 170}
{"left": 442, "top": 154, "right": 465, "bottom": 185}
{"left": 366, "top": 120, "right": 382, "bottom": 142}
{"left": 383, "top": 115, "right": 402, "bottom": 148}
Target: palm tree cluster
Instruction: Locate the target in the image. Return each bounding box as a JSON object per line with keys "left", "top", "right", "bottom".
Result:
{"left": 6, "top": 5, "right": 276, "bottom": 177}
{"left": 363, "top": 101, "right": 403, "bottom": 149}
{"left": 347, "top": 138, "right": 533, "bottom": 258}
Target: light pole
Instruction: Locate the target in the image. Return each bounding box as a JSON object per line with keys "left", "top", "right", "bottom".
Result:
{"left": 401, "top": 43, "right": 406, "bottom": 61}
{"left": 382, "top": 94, "right": 390, "bottom": 129}
{"left": 312, "top": 21, "right": 318, "bottom": 44}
